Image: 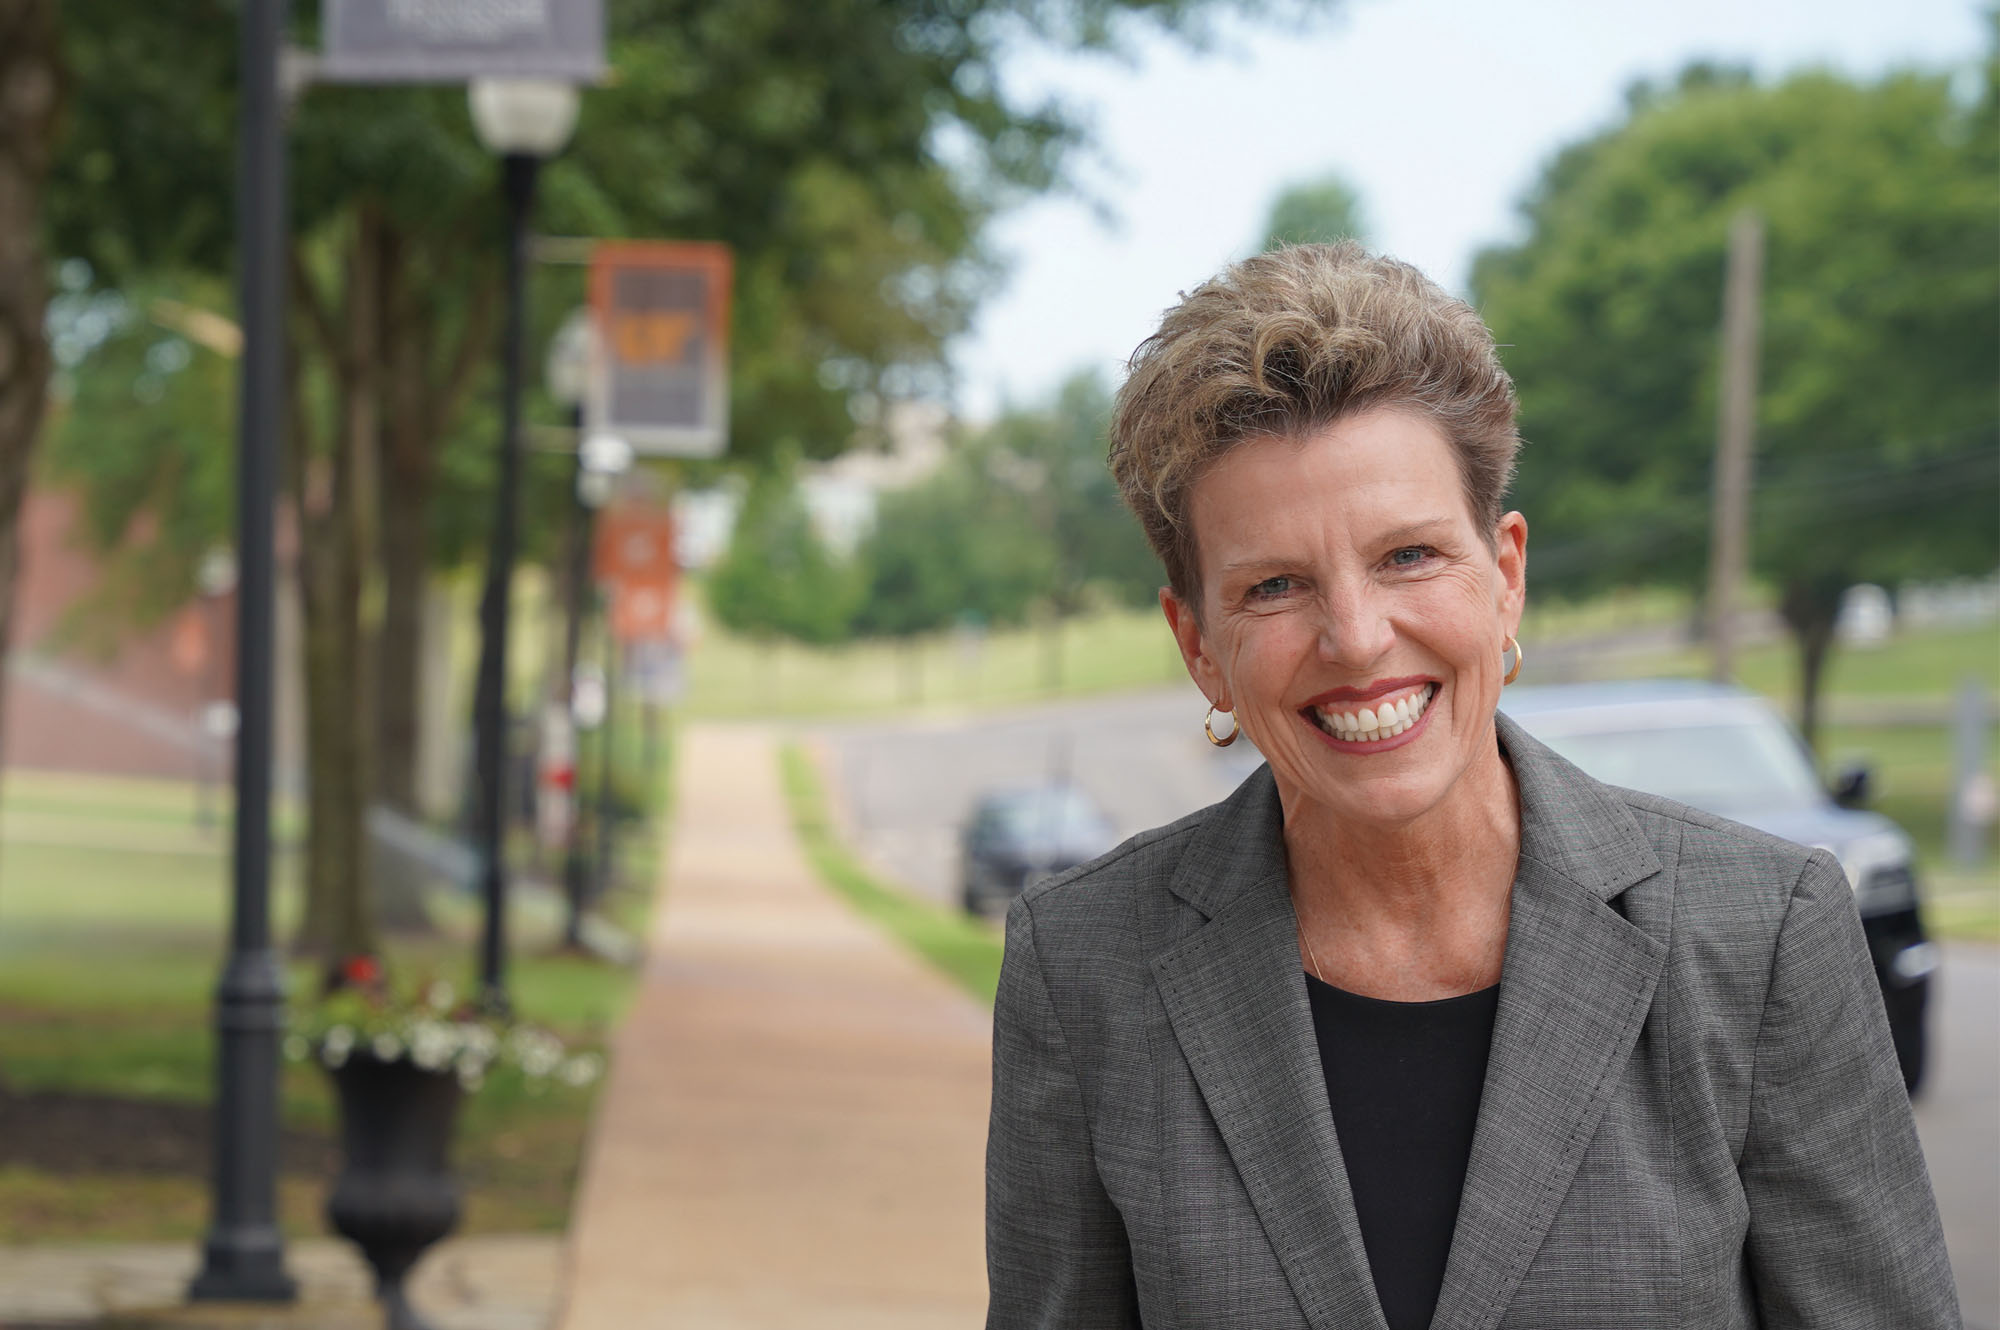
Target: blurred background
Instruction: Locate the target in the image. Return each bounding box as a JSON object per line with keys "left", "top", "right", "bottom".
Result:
{"left": 0, "top": 1, "right": 1992, "bottom": 1327}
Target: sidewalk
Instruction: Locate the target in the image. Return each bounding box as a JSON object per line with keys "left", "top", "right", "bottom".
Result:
{"left": 0, "top": 1233, "right": 561, "bottom": 1329}
{"left": 556, "top": 724, "right": 993, "bottom": 1330}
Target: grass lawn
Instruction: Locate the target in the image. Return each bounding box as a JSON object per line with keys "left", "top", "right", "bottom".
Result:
{"left": 778, "top": 742, "right": 1003, "bottom": 1003}
{"left": 1925, "top": 875, "right": 2000, "bottom": 944}
{"left": 689, "top": 602, "right": 1186, "bottom": 719}
{"left": 0, "top": 750, "right": 666, "bottom": 1243}
{"left": 1598, "top": 621, "right": 2000, "bottom": 704}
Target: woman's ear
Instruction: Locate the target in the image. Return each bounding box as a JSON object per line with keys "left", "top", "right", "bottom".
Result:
{"left": 1494, "top": 510, "right": 1528, "bottom": 634}
{"left": 1161, "top": 586, "right": 1227, "bottom": 709}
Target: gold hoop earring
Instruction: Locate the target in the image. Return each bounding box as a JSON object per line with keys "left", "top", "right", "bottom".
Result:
{"left": 1204, "top": 705, "right": 1240, "bottom": 747}
{"left": 1502, "top": 635, "right": 1524, "bottom": 686}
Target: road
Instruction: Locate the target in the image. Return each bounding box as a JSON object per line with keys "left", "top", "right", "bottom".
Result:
{"left": 1914, "top": 944, "right": 2000, "bottom": 1329}
{"left": 813, "top": 688, "right": 2000, "bottom": 1325}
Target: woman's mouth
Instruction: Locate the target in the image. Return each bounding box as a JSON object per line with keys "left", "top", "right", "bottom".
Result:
{"left": 1302, "top": 682, "right": 1440, "bottom": 747}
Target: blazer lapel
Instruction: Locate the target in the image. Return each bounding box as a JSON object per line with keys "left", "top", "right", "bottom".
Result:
{"left": 1152, "top": 770, "right": 1388, "bottom": 1330}
{"left": 1429, "top": 716, "right": 1669, "bottom": 1330}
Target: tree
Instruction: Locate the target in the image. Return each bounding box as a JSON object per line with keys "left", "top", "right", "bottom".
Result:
{"left": 847, "top": 369, "right": 1159, "bottom": 690}
{"left": 855, "top": 463, "right": 1052, "bottom": 633}
{"left": 37, "top": 0, "right": 1312, "bottom": 964}
{"left": 1258, "top": 172, "right": 1367, "bottom": 251}
{"left": 1472, "top": 58, "right": 1999, "bottom": 749}
{"left": 40, "top": 271, "right": 238, "bottom": 645}
{"left": 706, "top": 473, "right": 861, "bottom": 647}
{"left": 972, "top": 371, "right": 1158, "bottom": 683}
{"left": 0, "top": 0, "right": 59, "bottom": 772}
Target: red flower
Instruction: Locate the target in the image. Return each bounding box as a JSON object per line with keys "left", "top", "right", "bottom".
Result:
{"left": 341, "top": 954, "right": 382, "bottom": 988}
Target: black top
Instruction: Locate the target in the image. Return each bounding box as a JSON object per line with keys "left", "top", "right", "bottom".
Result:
{"left": 1305, "top": 973, "right": 1500, "bottom": 1330}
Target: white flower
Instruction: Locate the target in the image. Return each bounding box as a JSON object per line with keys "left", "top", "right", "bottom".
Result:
{"left": 559, "top": 1053, "right": 604, "bottom": 1087}
{"left": 516, "top": 1030, "right": 565, "bottom": 1078}
{"left": 324, "top": 1042, "right": 350, "bottom": 1069}
{"left": 324, "top": 1026, "right": 355, "bottom": 1056}
{"left": 372, "top": 1032, "right": 403, "bottom": 1061}
{"left": 411, "top": 1023, "right": 454, "bottom": 1071}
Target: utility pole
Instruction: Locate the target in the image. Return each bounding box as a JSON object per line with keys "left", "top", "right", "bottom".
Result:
{"left": 1707, "top": 208, "right": 1763, "bottom": 682}
{"left": 190, "top": 0, "right": 296, "bottom": 1302}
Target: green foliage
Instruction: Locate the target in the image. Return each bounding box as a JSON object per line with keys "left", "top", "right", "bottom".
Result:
{"left": 706, "top": 472, "right": 862, "bottom": 644}
{"left": 1472, "top": 61, "right": 2000, "bottom": 601}
{"left": 853, "top": 464, "right": 1053, "bottom": 638}
{"left": 981, "top": 371, "right": 1163, "bottom": 612}
{"left": 1259, "top": 172, "right": 1367, "bottom": 250}
{"left": 852, "top": 370, "right": 1160, "bottom": 639}
{"left": 778, "top": 742, "right": 1003, "bottom": 1003}
{"left": 44, "top": 0, "right": 1284, "bottom": 478}
{"left": 36, "top": 0, "right": 1296, "bottom": 615}
{"left": 38, "top": 269, "right": 236, "bottom": 633}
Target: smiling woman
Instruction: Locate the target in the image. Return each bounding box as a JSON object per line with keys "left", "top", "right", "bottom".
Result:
{"left": 982, "top": 243, "right": 1960, "bottom": 1330}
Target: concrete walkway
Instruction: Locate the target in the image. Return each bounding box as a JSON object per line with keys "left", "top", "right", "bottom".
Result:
{"left": 0, "top": 1233, "right": 561, "bottom": 1328}
{"left": 556, "top": 725, "right": 993, "bottom": 1330}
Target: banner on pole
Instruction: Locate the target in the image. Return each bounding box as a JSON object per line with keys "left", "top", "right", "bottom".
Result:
{"left": 594, "top": 501, "right": 678, "bottom": 644}
{"left": 320, "top": 0, "right": 606, "bottom": 83}
{"left": 588, "top": 242, "right": 733, "bottom": 458}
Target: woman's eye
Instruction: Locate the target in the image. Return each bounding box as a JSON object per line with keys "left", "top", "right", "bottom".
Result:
{"left": 1248, "top": 575, "right": 1294, "bottom": 600}
{"left": 1388, "top": 546, "right": 1436, "bottom": 568}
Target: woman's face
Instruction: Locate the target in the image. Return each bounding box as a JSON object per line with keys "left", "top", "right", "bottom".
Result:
{"left": 1164, "top": 408, "right": 1527, "bottom": 831}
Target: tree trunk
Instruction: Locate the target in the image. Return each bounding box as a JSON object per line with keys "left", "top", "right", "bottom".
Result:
{"left": 899, "top": 636, "right": 923, "bottom": 706}
{"left": 375, "top": 248, "right": 494, "bottom": 819}
{"left": 0, "top": 0, "right": 60, "bottom": 777}
{"left": 374, "top": 445, "right": 427, "bottom": 812}
{"left": 375, "top": 264, "right": 431, "bottom": 818}
{"left": 1779, "top": 572, "right": 1848, "bottom": 757}
{"left": 294, "top": 211, "right": 384, "bottom": 966}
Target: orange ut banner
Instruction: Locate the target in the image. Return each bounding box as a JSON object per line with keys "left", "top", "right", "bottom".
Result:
{"left": 588, "top": 241, "right": 733, "bottom": 458}
{"left": 594, "top": 501, "right": 677, "bottom": 644}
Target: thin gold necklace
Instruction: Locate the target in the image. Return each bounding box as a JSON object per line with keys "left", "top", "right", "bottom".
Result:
{"left": 1296, "top": 908, "right": 1326, "bottom": 983}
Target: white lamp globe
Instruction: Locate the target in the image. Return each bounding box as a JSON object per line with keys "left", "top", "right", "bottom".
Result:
{"left": 468, "top": 78, "right": 580, "bottom": 157}
{"left": 546, "top": 307, "right": 595, "bottom": 409}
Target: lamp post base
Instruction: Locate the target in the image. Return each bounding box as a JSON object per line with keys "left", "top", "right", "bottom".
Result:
{"left": 188, "top": 1230, "right": 299, "bottom": 1303}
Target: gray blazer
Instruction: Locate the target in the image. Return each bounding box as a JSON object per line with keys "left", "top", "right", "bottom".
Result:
{"left": 985, "top": 713, "right": 1959, "bottom": 1329}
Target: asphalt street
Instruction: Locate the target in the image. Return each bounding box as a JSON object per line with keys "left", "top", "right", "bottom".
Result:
{"left": 814, "top": 687, "right": 2000, "bottom": 1325}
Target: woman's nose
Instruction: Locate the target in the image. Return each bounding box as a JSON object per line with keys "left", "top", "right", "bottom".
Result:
{"left": 1315, "top": 590, "right": 1396, "bottom": 669}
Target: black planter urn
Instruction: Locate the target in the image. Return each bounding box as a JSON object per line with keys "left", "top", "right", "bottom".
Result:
{"left": 325, "top": 1052, "right": 465, "bottom": 1330}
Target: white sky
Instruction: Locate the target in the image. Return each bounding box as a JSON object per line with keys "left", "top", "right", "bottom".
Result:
{"left": 950, "top": 0, "right": 1990, "bottom": 422}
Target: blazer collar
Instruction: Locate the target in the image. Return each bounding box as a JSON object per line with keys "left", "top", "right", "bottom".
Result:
{"left": 1153, "top": 710, "right": 1669, "bottom": 1330}
{"left": 1164, "top": 711, "right": 1663, "bottom": 920}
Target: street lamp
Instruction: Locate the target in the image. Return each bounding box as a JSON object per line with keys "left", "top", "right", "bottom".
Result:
{"left": 545, "top": 308, "right": 596, "bottom": 948}
{"left": 468, "top": 77, "right": 579, "bottom": 1013}
{"left": 191, "top": 0, "right": 296, "bottom": 1303}
{"left": 549, "top": 310, "right": 635, "bottom": 947}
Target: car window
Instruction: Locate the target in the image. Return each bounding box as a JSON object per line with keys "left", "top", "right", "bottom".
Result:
{"left": 989, "top": 789, "right": 1108, "bottom": 842}
{"left": 1527, "top": 715, "right": 1823, "bottom": 813}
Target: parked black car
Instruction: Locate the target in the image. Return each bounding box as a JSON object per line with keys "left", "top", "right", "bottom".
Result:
{"left": 960, "top": 784, "right": 1118, "bottom": 918}
{"left": 1501, "top": 680, "right": 1938, "bottom": 1093}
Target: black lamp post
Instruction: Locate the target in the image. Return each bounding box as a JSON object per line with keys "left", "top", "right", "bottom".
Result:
{"left": 467, "top": 78, "right": 579, "bottom": 1013}
{"left": 545, "top": 310, "right": 630, "bottom": 948}
{"left": 190, "top": 0, "right": 296, "bottom": 1302}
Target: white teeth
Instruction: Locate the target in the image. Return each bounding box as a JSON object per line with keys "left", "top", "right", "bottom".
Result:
{"left": 1314, "top": 683, "right": 1436, "bottom": 743}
